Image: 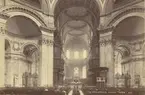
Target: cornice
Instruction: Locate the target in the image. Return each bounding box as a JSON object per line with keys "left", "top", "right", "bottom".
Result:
{"left": 5, "top": 53, "right": 32, "bottom": 63}
{"left": 98, "top": 26, "right": 114, "bottom": 34}
{"left": 113, "top": 33, "right": 145, "bottom": 41}
{"left": 40, "top": 25, "right": 56, "bottom": 34}
{"left": 122, "top": 56, "right": 145, "bottom": 65}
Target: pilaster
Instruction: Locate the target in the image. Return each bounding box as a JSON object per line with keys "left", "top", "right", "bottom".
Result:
{"left": 99, "top": 26, "right": 115, "bottom": 87}
{"left": 40, "top": 26, "right": 55, "bottom": 87}
{"left": 0, "top": 27, "right": 6, "bottom": 87}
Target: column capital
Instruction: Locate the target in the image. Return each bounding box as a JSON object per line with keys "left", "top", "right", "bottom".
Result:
{"left": 40, "top": 36, "right": 54, "bottom": 46}
{"left": 99, "top": 26, "right": 115, "bottom": 46}
{"left": 40, "top": 26, "right": 55, "bottom": 46}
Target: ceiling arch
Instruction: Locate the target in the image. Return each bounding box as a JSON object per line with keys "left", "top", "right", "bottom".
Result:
{"left": 6, "top": 16, "right": 41, "bottom": 38}
{"left": 53, "top": 0, "right": 101, "bottom": 28}
{"left": 113, "top": 16, "right": 145, "bottom": 38}
{"left": 23, "top": 44, "right": 38, "bottom": 57}
{"left": 50, "top": 0, "right": 103, "bottom": 16}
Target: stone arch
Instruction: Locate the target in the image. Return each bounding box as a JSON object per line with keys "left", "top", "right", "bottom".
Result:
{"left": 22, "top": 44, "right": 40, "bottom": 87}
{"left": 114, "top": 45, "right": 130, "bottom": 79}
{"left": 51, "top": 0, "right": 102, "bottom": 16}
{"left": 0, "top": 6, "right": 47, "bottom": 27}
{"left": 53, "top": 0, "right": 101, "bottom": 29}
{"left": 22, "top": 43, "right": 39, "bottom": 57}
{"left": 6, "top": 15, "right": 42, "bottom": 38}
{"left": 106, "top": 8, "right": 145, "bottom": 27}
{"left": 115, "top": 45, "right": 130, "bottom": 58}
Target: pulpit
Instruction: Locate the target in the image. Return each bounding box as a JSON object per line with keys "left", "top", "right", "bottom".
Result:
{"left": 96, "top": 67, "right": 108, "bottom": 88}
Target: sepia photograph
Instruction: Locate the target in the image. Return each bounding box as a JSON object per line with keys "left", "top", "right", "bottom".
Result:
{"left": 0, "top": 0, "right": 145, "bottom": 95}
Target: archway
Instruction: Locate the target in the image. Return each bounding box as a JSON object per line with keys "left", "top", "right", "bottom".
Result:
{"left": 6, "top": 16, "right": 41, "bottom": 38}
{"left": 113, "top": 16, "right": 145, "bottom": 87}
{"left": 5, "top": 16, "right": 41, "bottom": 87}
{"left": 53, "top": 0, "right": 101, "bottom": 86}
{"left": 23, "top": 44, "right": 40, "bottom": 87}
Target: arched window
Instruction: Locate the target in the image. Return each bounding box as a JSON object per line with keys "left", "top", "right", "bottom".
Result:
{"left": 83, "top": 50, "right": 87, "bottom": 59}
{"left": 23, "top": 44, "right": 39, "bottom": 87}
{"left": 74, "top": 51, "right": 79, "bottom": 59}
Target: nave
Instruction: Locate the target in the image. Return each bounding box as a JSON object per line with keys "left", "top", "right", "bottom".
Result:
{"left": 68, "top": 89, "right": 84, "bottom": 95}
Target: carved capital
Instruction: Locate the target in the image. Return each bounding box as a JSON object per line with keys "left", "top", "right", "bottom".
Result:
{"left": 100, "top": 35, "right": 114, "bottom": 46}
{"left": 40, "top": 36, "right": 54, "bottom": 46}
{"left": 99, "top": 39, "right": 113, "bottom": 46}
{"left": 0, "top": 27, "right": 6, "bottom": 36}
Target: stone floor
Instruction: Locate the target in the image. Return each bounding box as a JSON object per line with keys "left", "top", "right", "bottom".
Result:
{"left": 68, "top": 90, "right": 84, "bottom": 95}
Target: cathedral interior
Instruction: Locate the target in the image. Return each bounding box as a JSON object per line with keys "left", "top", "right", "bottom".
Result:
{"left": 0, "top": 0, "right": 145, "bottom": 95}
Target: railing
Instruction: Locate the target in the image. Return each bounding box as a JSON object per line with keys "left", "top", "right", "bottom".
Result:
{"left": 0, "top": 87, "right": 69, "bottom": 95}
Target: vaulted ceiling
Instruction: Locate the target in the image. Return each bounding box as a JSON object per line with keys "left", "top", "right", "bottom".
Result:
{"left": 54, "top": 0, "right": 100, "bottom": 56}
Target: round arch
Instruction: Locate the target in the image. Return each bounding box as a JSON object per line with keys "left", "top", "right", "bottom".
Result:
{"left": 115, "top": 45, "right": 130, "bottom": 58}
{"left": 6, "top": 15, "right": 42, "bottom": 38}
{"left": 53, "top": 0, "right": 101, "bottom": 29}
{"left": 106, "top": 8, "right": 145, "bottom": 27}
{"left": 23, "top": 44, "right": 39, "bottom": 57}
{"left": 51, "top": 0, "right": 102, "bottom": 16}
{"left": 0, "top": 6, "right": 47, "bottom": 27}
{"left": 22, "top": 43, "right": 40, "bottom": 55}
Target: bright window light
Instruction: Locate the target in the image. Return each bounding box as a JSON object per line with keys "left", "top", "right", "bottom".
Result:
{"left": 74, "top": 51, "right": 79, "bottom": 59}
{"left": 82, "top": 66, "right": 87, "bottom": 78}
{"left": 83, "top": 50, "right": 87, "bottom": 59}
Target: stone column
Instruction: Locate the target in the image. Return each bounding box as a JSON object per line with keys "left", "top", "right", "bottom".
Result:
{"left": 88, "top": 32, "right": 100, "bottom": 86}
{"left": 99, "top": 27, "right": 115, "bottom": 87}
{"left": 0, "top": 27, "right": 5, "bottom": 87}
{"left": 53, "top": 31, "right": 63, "bottom": 85}
{"left": 40, "top": 26, "right": 54, "bottom": 87}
